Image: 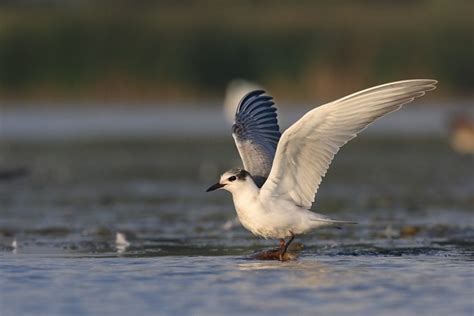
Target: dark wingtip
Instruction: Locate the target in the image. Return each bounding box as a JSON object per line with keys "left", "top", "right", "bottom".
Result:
{"left": 241, "top": 89, "right": 266, "bottom": 101}
{"left": 236, "top": 90, "right": 267, "bottom": 114}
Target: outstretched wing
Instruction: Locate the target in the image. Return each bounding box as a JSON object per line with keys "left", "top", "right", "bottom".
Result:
{"left": 232, "top": 90, "right": 281, "bottom": 187}
{"left": 260, "top": 79, "right": 437, "bottom": 208}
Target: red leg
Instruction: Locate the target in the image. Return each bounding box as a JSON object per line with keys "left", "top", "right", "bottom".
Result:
{"left": 253, "top": 233, "right": 298, "bottom": 261}
{"left": 279, "top": 238, "right": 285, "bottom": 249}
{"left": 279, "top": 232, "right": 295, "bottom": 261}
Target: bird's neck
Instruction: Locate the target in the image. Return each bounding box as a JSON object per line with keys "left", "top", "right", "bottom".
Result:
{"left": 231, "top": 179, "right": 260, "bottom": 206}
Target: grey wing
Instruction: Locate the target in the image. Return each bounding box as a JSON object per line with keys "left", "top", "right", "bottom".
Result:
{"left": 232, "top": 90, "right": 281, "bottom": 187}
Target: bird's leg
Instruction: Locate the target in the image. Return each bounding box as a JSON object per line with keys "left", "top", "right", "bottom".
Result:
{"left": 284, "top": 233, "right": 295, "bottom": 253}
{"left": 279, "top": 232, "right": 295, "bottom": 261}
{"left": 253, "top": 234, "right": 299, "bottom": 261}
{"left": 278, "top": 238, "right": 285, "bottom": 250}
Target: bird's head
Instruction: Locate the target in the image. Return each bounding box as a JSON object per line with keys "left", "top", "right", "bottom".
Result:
{"left": 206, "top": 168, "right": 252, "bottom": 193}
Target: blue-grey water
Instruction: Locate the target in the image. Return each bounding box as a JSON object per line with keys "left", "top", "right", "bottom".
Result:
{"left": 0, "top": 133, "right": 473, "bottom": 315}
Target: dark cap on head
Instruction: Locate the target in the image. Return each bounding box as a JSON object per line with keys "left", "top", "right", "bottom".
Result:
{"left": 228, "top": 168, "right": 250, "bottom": 180}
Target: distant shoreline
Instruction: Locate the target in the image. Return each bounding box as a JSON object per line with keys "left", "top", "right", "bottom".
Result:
{"left": 0, "top": 1, "right": 472, "bottom": 100}
{"left": 1, "top": 103, "right": 471, "bottom": 140}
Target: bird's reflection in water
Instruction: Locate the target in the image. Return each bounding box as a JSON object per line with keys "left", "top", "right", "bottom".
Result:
{"left": 238, "top": 259, "right": 330, "bottom": 271}
{"left": 237, "top": 259, "right": 338, "bottom": 288}
{"left": 238, "top": 258, "right": 364, "bottom": 289}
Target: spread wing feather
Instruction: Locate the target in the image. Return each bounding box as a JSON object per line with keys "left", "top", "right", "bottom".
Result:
{"left": 260, "top": 79, "right": 437, "bottom": 208}
{"left": 232, "top": 90, "right": 281, "bottom": 187}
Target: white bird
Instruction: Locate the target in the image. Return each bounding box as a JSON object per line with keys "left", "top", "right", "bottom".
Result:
{"left": 207, "top": 79, "right": 437, "bottom": 260}
{"left": 115, "top": 232, "right": 130, "bottom": 254}
{"left": 11, "top": 238, "right": 17, "bottom": 254}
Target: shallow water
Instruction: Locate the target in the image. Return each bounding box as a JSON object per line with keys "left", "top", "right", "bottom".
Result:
{"left": 0, "top": 137, "right": 473, "bottom": 315}
{"left": 1, "top": 255, "right": 472, "bottom": 316}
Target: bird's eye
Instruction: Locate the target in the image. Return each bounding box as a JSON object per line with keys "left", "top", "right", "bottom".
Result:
{"left": 228, "top": 176, "right": 237, "bottom": 182}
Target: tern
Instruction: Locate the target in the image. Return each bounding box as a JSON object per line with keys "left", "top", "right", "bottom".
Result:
{"left": 207, "top": 79, "right": 437, "bottom": 260}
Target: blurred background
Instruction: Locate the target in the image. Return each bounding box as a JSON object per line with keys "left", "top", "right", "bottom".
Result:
{"left": 1, "top": 0, "right": 473, "bottom": 139}
{"left": 0, "top": 0, "right": 473, "bottom": 103}
{"left": 0, "top": 1, "right": 473, "bottom": 316}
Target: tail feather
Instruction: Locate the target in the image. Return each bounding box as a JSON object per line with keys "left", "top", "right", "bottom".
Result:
{"left": 308, "top": 212, "right": 357, "bottom": 228}
{"left": 311, "top": 218, "right": 357, "bottom": 230}
{"left": 310, "top": 218, "right": 357, "bottom": 225}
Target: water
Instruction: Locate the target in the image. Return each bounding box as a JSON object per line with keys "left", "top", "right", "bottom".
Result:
{"left": 1, "top": 255, "right": 471, "bottom": 316}
{"left": 0, "top": 137, "right": 473, "bottom": 315}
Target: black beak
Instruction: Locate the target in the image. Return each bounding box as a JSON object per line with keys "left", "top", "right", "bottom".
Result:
{"left": 206, "top": 182, "right": 224, "bottom": 192}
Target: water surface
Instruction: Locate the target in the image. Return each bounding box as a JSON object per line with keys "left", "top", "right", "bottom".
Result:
{"left": 0, "top": 137, "right": 473, "bottom": 315}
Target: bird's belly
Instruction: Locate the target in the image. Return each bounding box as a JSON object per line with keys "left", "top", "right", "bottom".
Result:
{"left": 233, "top": 199, "right": 309, "bottom": 239}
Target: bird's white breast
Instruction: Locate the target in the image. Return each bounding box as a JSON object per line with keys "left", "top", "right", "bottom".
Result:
{"left": 231, "top": 190, "right": 318, "bottom": 239}
{"left": 232, "top": 191, "right": 264, "bottom": 236}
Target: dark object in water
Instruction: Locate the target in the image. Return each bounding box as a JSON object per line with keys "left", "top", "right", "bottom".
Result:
{"left": 251, "top": 242, "right": 304, "bottom": 261}
{"left": 0, "top": 167, "right": 30, "bottom": 181}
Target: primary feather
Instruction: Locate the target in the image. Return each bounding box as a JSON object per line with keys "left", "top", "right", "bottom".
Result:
{"left": 260, "top": 79, "right": 438, "bottom": 209}
{"left": 232, "top": 90, "right": 281, "bottom": 187}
